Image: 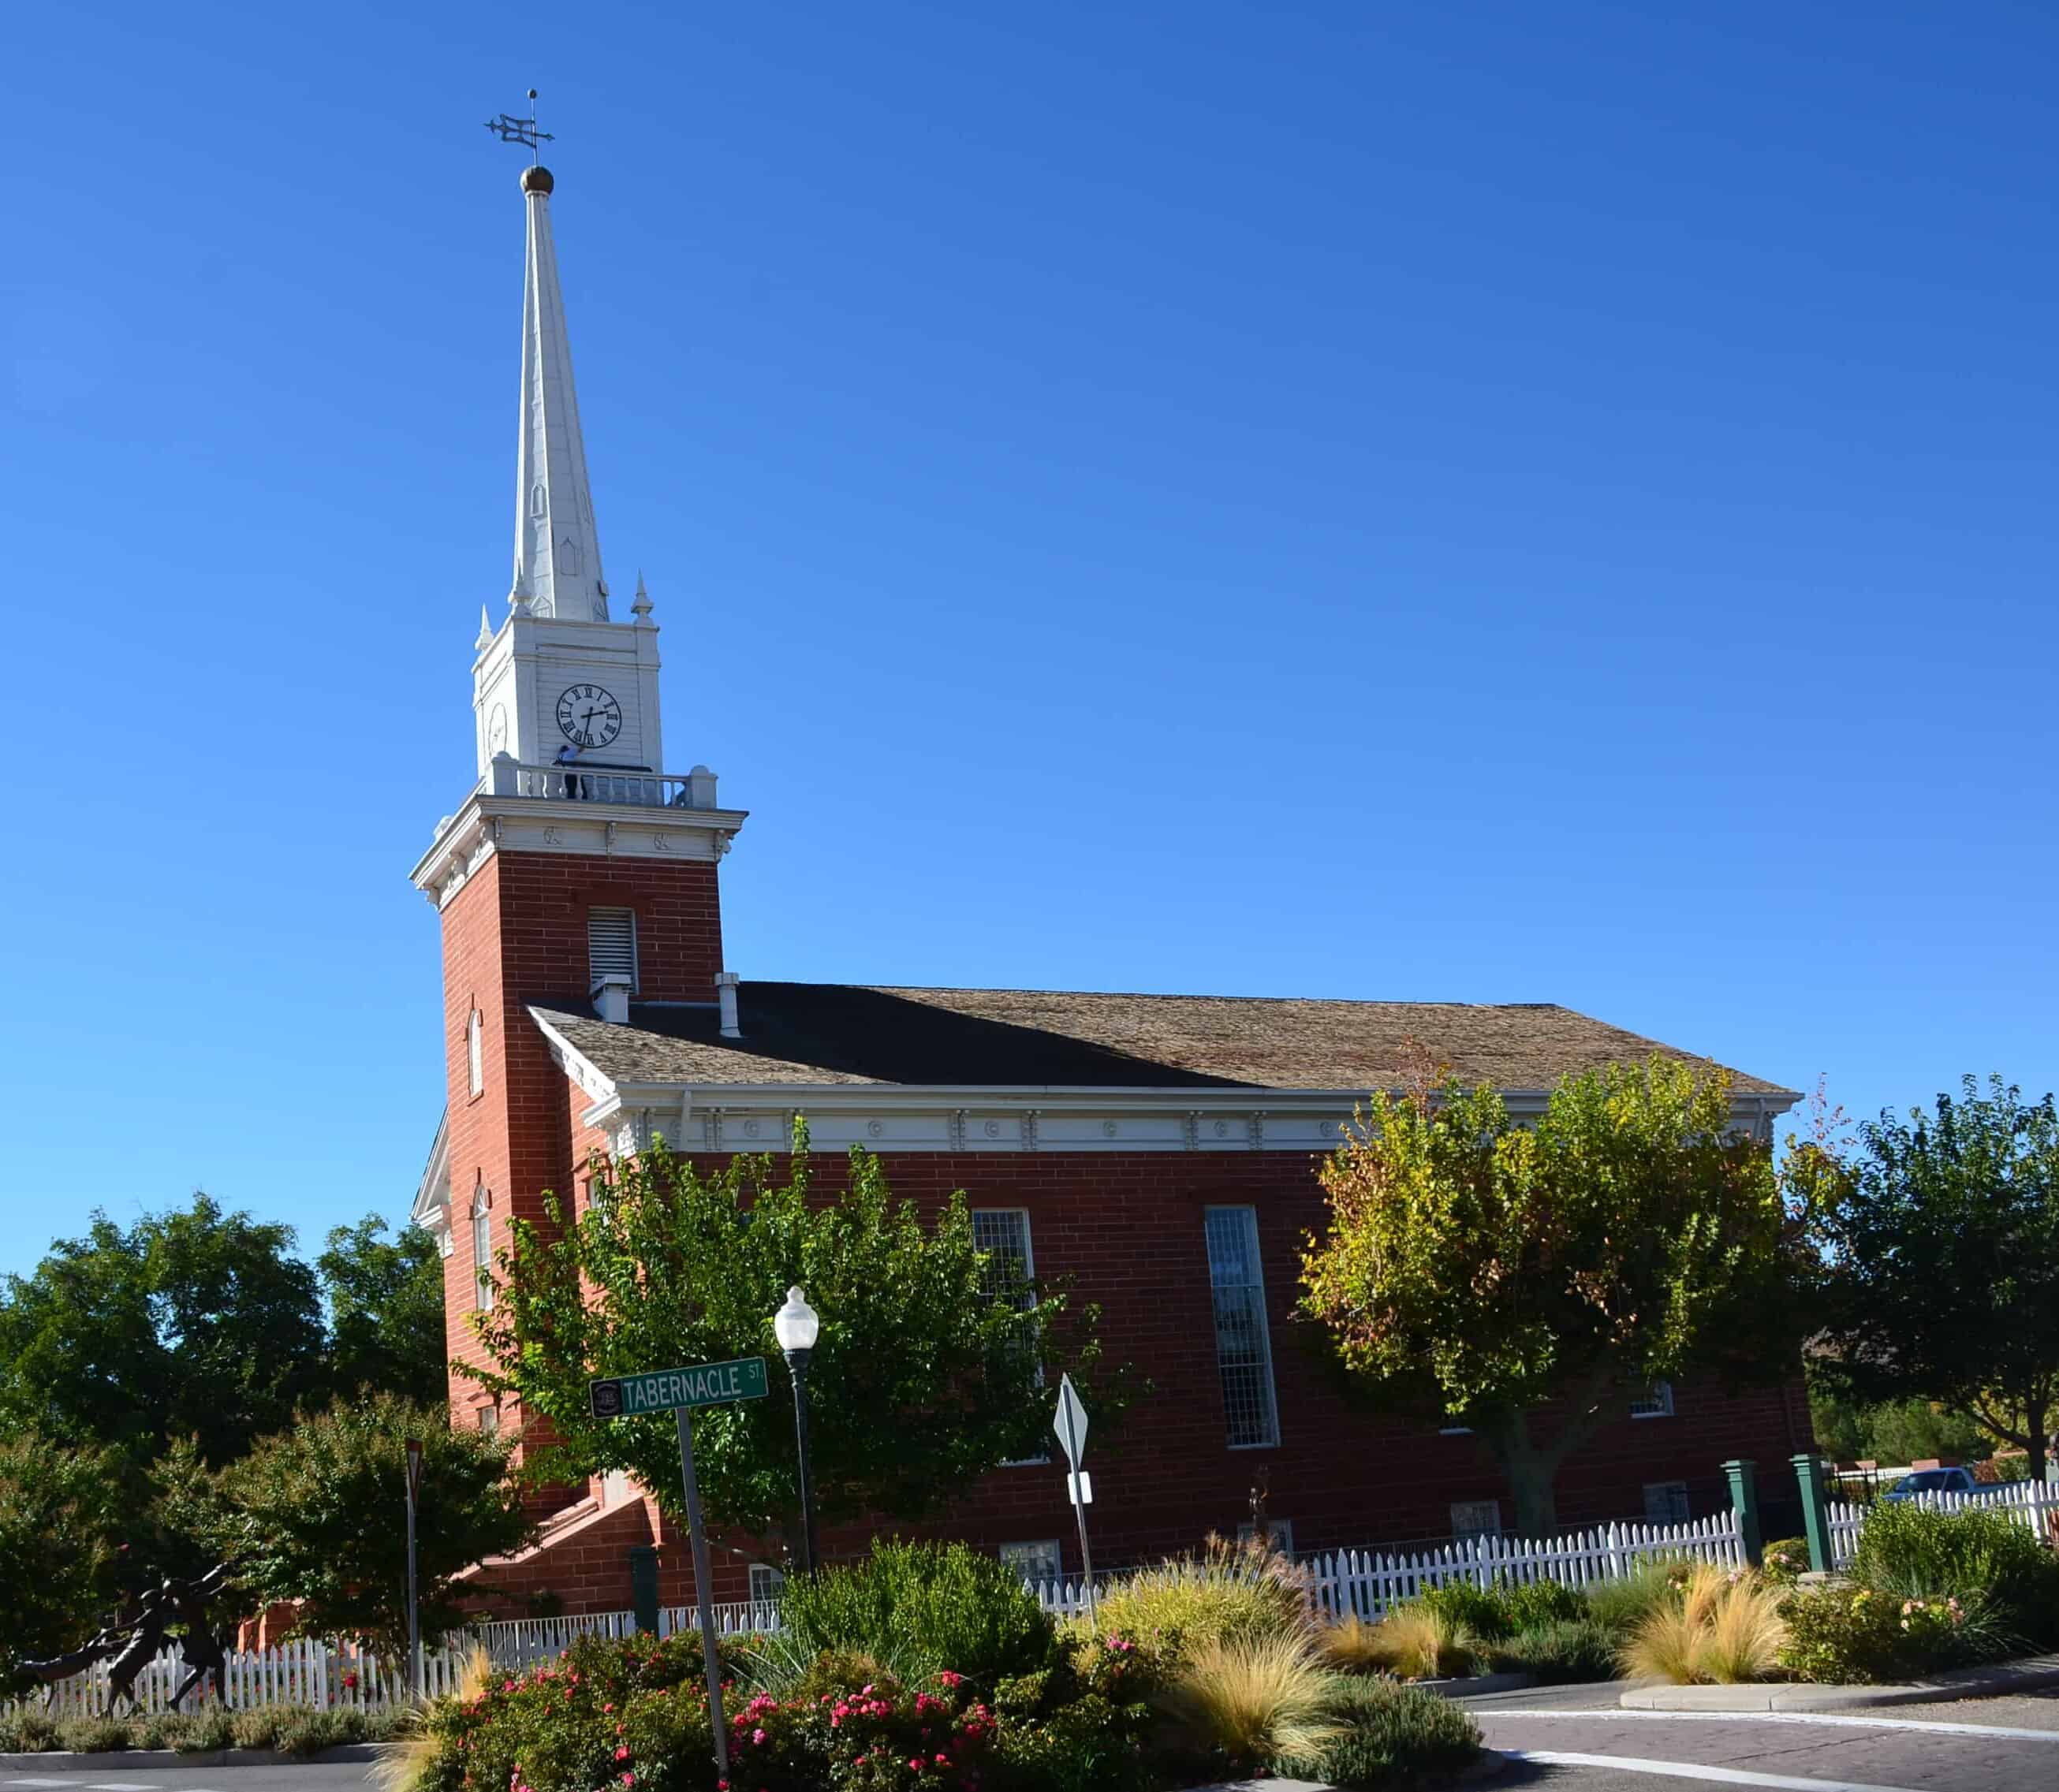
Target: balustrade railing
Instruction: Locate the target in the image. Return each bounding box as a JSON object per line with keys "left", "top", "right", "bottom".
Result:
{"left": 482, "top": 758, "right": 721, "bottom": 809}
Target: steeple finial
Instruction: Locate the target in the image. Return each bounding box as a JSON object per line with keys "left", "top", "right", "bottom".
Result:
{"left": 632, "top": 570, "right": 652, "bottom": 620}
{"left": 476, "top": 605, "right": 494, "bottom": 650}
{"left": 491, "top": 93, "right": 608, "bottom": 622}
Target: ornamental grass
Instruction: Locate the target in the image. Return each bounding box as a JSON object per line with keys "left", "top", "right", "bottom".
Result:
{"left": 1620, "top": 1568, "right": 1786, "bottom": 1685}
{"left": 1157, "top": 1630, "right": 1340, "bottom": 1771}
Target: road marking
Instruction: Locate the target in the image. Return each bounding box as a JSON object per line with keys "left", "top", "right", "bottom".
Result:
{"left": 9, "top": 1779, "right": 80, "bottom": 1786}
{"left": 1508, "top": 1751, "right": 1923, "bottom": 1792}
{"left": 85, "top": 1783, "right": 162, "bottom": 1790}
{"left": 1486, "top": 1708, "right": 2059, "bottom": 1743}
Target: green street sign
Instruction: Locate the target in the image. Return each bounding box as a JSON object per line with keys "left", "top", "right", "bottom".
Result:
{"left": 590, "top": 1357, "right": 769, "bottom": 1420}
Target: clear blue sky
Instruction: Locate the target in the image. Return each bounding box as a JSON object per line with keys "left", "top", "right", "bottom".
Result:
{"left": 5, "top": 2, "right": 2053, "bottom": 1278}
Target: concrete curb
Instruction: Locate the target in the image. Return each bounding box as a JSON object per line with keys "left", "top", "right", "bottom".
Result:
{"left": 1194, "top": 1757, "right": 1508, "bottom": 1792}
{"left": 1618, "top": 1650, "right": 2059, "bottom": 1712}
{"left": 1428, "top": 1672, "right": 1537, "bottom": 1699}
{"left": 0, "top": 1743, "right": 390, "bottom": 1771}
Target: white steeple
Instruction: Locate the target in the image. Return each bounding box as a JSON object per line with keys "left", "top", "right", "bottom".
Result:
{"left": 509, "top": 165, "right": 608, "bottom": 620}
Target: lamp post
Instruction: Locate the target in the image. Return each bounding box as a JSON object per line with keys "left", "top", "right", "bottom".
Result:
{"left": 773, "top": 1286, "right": 822, "bottom": 1577}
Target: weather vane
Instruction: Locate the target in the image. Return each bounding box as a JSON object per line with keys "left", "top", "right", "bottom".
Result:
{"left": 483, "top": 88, "right": 554, "bottom": 162}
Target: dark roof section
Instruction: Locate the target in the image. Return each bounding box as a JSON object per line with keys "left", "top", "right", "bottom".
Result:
{"left": 531, "top": 982, "right": 1796, "bottom": 1097}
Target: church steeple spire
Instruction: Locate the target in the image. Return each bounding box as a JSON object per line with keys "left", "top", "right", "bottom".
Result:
{"left": 509, "top": 162, "right": 608, "bottom": 620}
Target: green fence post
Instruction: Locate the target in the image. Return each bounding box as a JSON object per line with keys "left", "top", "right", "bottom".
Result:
{"left": 629, "top": 1544, "right": 662, "bottom": 1634}
{"left": 1721, "top": 1459, "right": 1762, "bottom": 1567}
{"left": 1792, "top": 1452, "right": 1833, "bottom": 1574}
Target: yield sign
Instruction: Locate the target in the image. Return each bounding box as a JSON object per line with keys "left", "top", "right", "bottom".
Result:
{"left": 1052, "top": 1373, "right": 1089, "bottom": 1470}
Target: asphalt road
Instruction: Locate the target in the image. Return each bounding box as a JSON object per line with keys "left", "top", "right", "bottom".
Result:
{"left": 8, "top": 1692, "right": 2057, "bottom": 1792}
{"left": 1470, "top": 1682, "right": 2059, "bottom": 1791}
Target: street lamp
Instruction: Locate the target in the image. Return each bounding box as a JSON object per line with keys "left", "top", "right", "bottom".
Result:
{"left": 773, "top": 1286, "right": 822, "bottom": 1577}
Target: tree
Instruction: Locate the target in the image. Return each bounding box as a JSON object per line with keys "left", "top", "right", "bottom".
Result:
{"left": 212, "top": 1394, "right": 534, "bottom": 1657}
{"left": 0, "top": 1195, "right": 328, "bottom": 1466}
{"left": 1803, "top": 1076, "right": 2059, "bottom": 1483}
{"left": 0, "top": 1435, "right": 124, "bottom": 1680}
{"left": 468, "top": 1130, "right": 1125, "bottom": 1553}
{"left": 318, "top": 1218, "right": 447, "bottom": 1406}
{"left": 1300, "top": 1056, "right": 1799, "bottom": 1535}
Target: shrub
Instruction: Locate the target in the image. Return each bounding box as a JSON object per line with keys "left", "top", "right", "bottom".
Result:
{"left": 1418, "top": 1581, "right": 1510, "bottom": 1642}
{"left": 56, "top": 1715, "right": 131, "bottom": 1753}
{"left": 1279, "top": 1678, "right": 1481, "bottom": 1789}
{"left": 1157, "top": 1630, "right": 1338, "bottom": 1773}
{"left": 174, "top": 1707, "right": 234, "bottom": 1753}
{"left": 1585, "top": 1563, "right": 1689, "bottom": 1637}
{"left": 1315, "top": 1612, "right": 1390, "bottom": 1674}
{"left": 778, "top": 1538, "right": 1059, "bottom": 1686}
{"left": 1092, "top": 1533, "right": 1315, "bottom": 1656}
{"left": 1760, "top": 1538, "right": 1811, "bottom": 1585}
{"left": 1778, "top": 1584, "right": 2014, "bottom": 1683}
{"left": 1852, "top": 1503, "right": 2057, "bottom": 1641}
{"left": 1621, "top": 1570, "right": 1785, "bottom": 1684}
{"left": 1498, "top": 1579, "right": 1590, "bottom": 1631}
{"left": 1487, "top": 1619, "right": 1620, "bottom": 1684}
{"left": 1363, "top": 1602, "right": 1476, "bottom": 1680}
{"left": 0, "top": 1709, "right": 58, "bottom": 1753}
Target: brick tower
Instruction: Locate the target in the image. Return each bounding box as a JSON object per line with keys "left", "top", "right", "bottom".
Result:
{"left": 409, "top": 159, "right": 748, "bottom": 1438}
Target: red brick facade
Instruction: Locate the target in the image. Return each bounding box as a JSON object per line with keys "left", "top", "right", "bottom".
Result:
{"left": 435, "top": 842, "right": 1811, "bottom": 1616}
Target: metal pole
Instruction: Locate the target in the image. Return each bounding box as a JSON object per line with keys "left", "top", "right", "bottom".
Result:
{"left": 404, "top": 1439, "right": 422, "bottom": 1697}
{"left": 1059, "top": 1404, "right": 1096, "bottom": 1629}
{"left": 675, "top": 1409, "right": 729, "bottom": 1781}
{"left": 785, "top": 1350, "right": 820, "bottom": 1577}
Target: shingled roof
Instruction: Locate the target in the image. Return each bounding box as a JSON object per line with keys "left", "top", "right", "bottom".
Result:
{"left": 530, "top": 982, "right": 1795, "bottom": 1098}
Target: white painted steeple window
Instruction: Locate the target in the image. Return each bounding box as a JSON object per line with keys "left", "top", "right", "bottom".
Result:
{"left": 472, "top": 1189, "right": 494, "bottom": 1312}
{"left": 466, "top": 1007, "right": 484, "bottom": 1097}
{"left": 588, "top": 907, "right": 639, "bottom": 992}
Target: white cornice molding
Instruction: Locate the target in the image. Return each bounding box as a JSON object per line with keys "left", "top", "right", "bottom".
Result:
{"left": 411, "top": 792, "right": 751, "bottom": 906}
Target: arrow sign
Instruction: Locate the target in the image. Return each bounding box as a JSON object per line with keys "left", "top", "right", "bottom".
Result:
{"left": 1053, "top": 1373, "right": 1089, "bottom": 1470}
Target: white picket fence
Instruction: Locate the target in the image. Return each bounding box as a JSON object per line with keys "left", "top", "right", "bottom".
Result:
{"left": 472, "top": 1599, "right": 780, "bottom": 1664}
{"left": 18, "top": 1637, "right": 478, "bottom": 1719}
{"left": 1826, "top": 1474, "right": 2059, "bottom": 1570}
{"left": 1028, "top": 1511, "right": 1748, "bottom": 1624}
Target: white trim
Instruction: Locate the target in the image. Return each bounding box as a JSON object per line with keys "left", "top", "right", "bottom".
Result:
{"left": 1505, "top": 1753, "right": 1915, "bottom": 1792}
{"left": 1630, "top": 1380, "right": 1676, "bottom": 1419}
{"left": 1488, "top": 1712, "right": 2059, "bottom": 1742}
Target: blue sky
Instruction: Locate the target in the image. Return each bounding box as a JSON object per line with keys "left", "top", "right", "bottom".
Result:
{"left": 4, "top": 2, "right": 2053, "bottom": 1278}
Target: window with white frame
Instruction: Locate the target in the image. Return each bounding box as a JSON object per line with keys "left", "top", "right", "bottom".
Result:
{"left": 477, "top": 1405, "right": 499, "bottom": 1438}
{"left": 748, "top": 1563, "right": 786, "bottom": 1607}
{"left": 1450, "top": 1499, "right": 1501, "bottom": 1539}
{"left": 472, "top": 1189, "right": 494, "bottom": 1311}
{"left": 466, "top": 1007, "right": 484, "bottom": 1097}
{"left": 1204, "top": 1206, "right": 1280, "bottom": 1448}
{"left": 1644, "top": 1481, "right": 1691, "bottom": 1523}
{"left": 1237, "top": 1518, "right": 1295, "bottom": 1557}
{"left": 1629, "top": 1381, "right": 1675, "bottom": 1420}
{"left": 974, "top": 1208, "right": 1047, "bottom": 1463}
{"left": 998, "top": 1540, "right": 1064, "bottom": 1588}
{"left": 587, "top": 907, "right": 639, "bottom": 991}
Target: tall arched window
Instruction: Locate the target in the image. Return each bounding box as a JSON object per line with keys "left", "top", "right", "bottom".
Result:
{"left": 472, "top": 1188, "right": 494, "bottom": 1311}
{"left": 466, "top": 1008, "right": 484, "bottom": 1097}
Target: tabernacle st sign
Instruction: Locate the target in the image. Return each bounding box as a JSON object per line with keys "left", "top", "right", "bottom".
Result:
{"left": 589, "top": 1357, "right": 770, "bottom": 1419}
{"left": 1052, "top": 1373, "right": 1090, "bottom": 1469}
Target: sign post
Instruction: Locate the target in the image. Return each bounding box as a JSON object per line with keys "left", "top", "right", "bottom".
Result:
{"left": 1052, "top": 1374, "right": 1097, "bottom": 1628}
{"left": 590, "top": 1358, "right": 770, "bottom": 1782}
{"left": 404, "top": 1437, "right": 423, "bottom": 1697}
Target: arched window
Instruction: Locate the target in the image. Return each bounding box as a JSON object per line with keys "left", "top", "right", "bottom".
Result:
{"left": 466, "top": 1008, "right": 484, "bottom": 1097}
{"left": 472, "top": 1187, "right": 494, "bottom": 1311}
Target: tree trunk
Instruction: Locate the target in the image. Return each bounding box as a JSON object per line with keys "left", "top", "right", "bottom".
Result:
{"left": 1478, "top": 1367, "right": 1622, "bottom": 1539}
{"left": 2027, "top": 1402, "right": 2049, "bottom": 1487}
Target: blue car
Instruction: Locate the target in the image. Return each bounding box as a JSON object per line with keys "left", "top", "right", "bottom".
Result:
{"left": 1881, "top": 1466, "right": 1979, "bottom": 1503}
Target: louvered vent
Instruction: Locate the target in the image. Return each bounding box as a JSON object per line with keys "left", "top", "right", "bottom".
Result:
{"left": 587, "top": 907, "right": 638, "bottom": 992}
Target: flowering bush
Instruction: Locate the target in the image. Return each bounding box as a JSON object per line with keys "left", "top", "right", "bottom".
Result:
{"left": 1758, "top": 1540, "right": 1810, "bottom": 1586}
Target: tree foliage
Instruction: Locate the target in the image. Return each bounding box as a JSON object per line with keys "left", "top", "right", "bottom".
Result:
{"left": 210, "top": 1394, "right": 534, "bottom": 1658}
{"left": 0, "top": 1197, "right": 445, "bottom": 1468}
{"left": 468, "top": 1129, "right": 1125, "bottom": 1552}
{"left": 1300, "top": 1056, "right": 1799, "bottom": 1534}
{"left": 1802, "top": 1076, "right": 2059, "bottom": 1482}
{"left": 0, "top": 1434, "right": 125, "bottom": 1679}
{"left": 318, "top": 1217, "right": 447, "bottom": 1407}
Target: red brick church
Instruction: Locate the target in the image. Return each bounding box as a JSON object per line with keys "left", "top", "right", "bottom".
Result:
{"left": 410, "top": 161, "right": 1810, "bottom": 1615}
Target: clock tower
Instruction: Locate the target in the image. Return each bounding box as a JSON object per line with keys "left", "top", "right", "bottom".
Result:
{"left": 411, "top": 158, "right": 747, "bottom": 1439}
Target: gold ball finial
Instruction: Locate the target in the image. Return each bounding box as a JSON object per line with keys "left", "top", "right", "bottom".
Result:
{"left": 522, "top": 164, "right": 554, "bottom": 195}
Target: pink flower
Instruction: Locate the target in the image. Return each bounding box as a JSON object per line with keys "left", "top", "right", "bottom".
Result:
{"left": 751, "top": 1729, "right": 766, "bottom": 1745}
{"left": 908, "top": 1762, "right": 923, "bottom": 1773}
{"left": 614, "top": 1748, "right": 629, "bottom": 1761}
{"left": 620, "top": 1775, "right": 634, "bottom": 1788}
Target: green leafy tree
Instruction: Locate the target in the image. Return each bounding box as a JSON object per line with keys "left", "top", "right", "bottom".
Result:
{"left": 0, "top": 1434, "right": 125, "bottom": 1681}
{"left": 1803, "top": 1076, "right": 2059, "bottom": 1482}
{"left": 0, "top": 1196, "right": 328, "bottom": 1466}
{"left": 469, "top": 1129, "right": 1125, "bottom": 1553}
{"left": 318, "top": 1217, "right": 447, "bottom": 1406}
{"left": 212, "top": 1394, "right": 534, "bottom": 1657}
{"left": 1300, "top": 1057, "right": 1799, "bottom": 1535}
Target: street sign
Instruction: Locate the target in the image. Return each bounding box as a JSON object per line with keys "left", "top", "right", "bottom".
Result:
{"left": 1052, "top": 1373, "right": 1090, "bottom": 1468}
{"left": 590, "top": 1357, "right": 773, "bottom": 1783}
{"left": 589, "top": 1356, "right": 769, "bottom": 1419}
{"left": 405, "top": 1437, "right": 423, "bottom": 1502}
{"left": 1051, "top": 1375, "right": 1098, "bottom": 1626}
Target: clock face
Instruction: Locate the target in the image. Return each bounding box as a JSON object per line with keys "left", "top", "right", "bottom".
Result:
{"left": 556, "top": 683, "right": 623, "bottom": 749}
{"left": 487, "top": 705, "right": 509, "bottom": 754}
